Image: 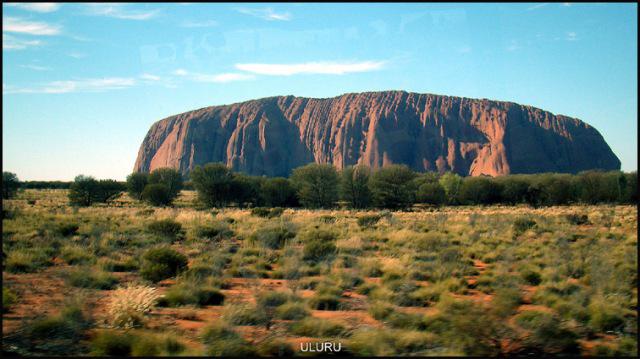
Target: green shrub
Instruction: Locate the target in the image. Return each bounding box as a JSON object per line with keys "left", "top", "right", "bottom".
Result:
{"left": 147, "top": 219, "right": 184, "bottom": 240}
{"left": 249, "top": 223, "right": 295, "bottom": 249}
{"left": 308, "top": 293, "right": 342, "bottom": 311}
{"left": 140, "top": 247, "right": 188, "bottom": 282}
{"left": 65, "top": 267, "right": 118, "bottom": 290}
{"left": 348, "top": 328, "right": 436, "bottom": 356}
{"left": 91, "top": 331, "right": 134, "bottom": 356}
{"left": 520, "top": 268, "right": 542, "bottom": 286}
{"left": 567, "top": 213, "right": 591, "bottom": 226}
{"left": 256, "top": 291, "right": 291, "bottom": 308}
{"left": 357, "top": 214, "right": 382, "bottom": 228}
{"left": 290, "top": 317, "right": 346, "bottom": 337}
{"left": 256, "top": 338, "right": 295, "bottom": 357}
{"left": 515, "top": 311, "right": 580, "bottom": 354}
{"left": 26, "top": 302, "right": 89, "bottom": 341}
{"left": 251, "top": 207, "right": 285, "bottom": 218}
{"left": 3, "top": 288, "right": 17, "bottom": 313}
{"left": 141, "top": 184, "right": 172, "bottom": 206}
{"left": 222, "top": 303, "right": 268, "bottom": 325}
{"left": 301, "top": 229, "right": 337, "bottom": 263}
{"left": 60, "top": 245, "right": 95, "bottom": 265}
{"left": 5, "top": 249, "right": 52, "bottom": 273}
{"left": 54, "top": 222, "right": 80, "bottom": 237}
{"left": 202, "top": 323, "right": 255, "bottom": 356}
{"left": 193, "top": 222, "right": 234, "bottom": 242}
{"left": 513, "top": 217, "right": 536, "bottom": 237}
{"left": 275, "top": 302, "right": 309, "bottom": 320}
{"left": 588, "top": 297, "right": 626, "bottom": 332}
{"left": 158, "top": 282, "right": 224, "bottom": 307}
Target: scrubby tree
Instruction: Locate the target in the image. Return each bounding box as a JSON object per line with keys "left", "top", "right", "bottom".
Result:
{"left": 148, "top": 168, "right": 183, "bottom": 200}
{"left": 416, "top": 181, "right": 446, "bottom": 206}
{"left": 2, "top": 172, "right": 20, "bottom": 199}
{"left": 261, "top": 177, "right": 298, "bottom": 207}
{"left": 339, "top": 165, "right": 371, "bottom": 209}
{"left": 68, "top": 175, "right": 99, "bottom": 206}
{"left": 191, "top": 163, "right": 236, "bottom": 207}
{"left": 623, "top": 172, "right": 637, "bottom": 204}
{"left": 126, "top": 172, "right": 149, "bottom": 200}
{"left": 290, "top": 163, "right": 339, "bottom": 208}
{"left": 369, "top": 164, "right": 417, "bottom": 209}
{"left": 497, "top": 175, "right": 530, "bottom": 205}
{"left": 94, "top": 180, "right": 125, "bottom": 203}
{"left": 141, "top": 183, "right": 173, "bottom": 206}
{"left": 232, "top": 173, "right": 264, "bottom": 208}
{"left": 537, "top": 174, "right": 576, "bottom": 205}
{"left": 439, "top": 172, "right": 463, "bottom": 205}
{"left": 459, "top": 176, "right": 503, "bottom": 205}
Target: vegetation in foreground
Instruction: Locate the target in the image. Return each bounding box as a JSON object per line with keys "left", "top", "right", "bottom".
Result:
{"left": 1, "top": 188, "right": 637, "bottom": 356}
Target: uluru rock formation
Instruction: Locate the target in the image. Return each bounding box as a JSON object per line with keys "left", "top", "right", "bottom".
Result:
{"left": 134, "top": 91, "right": 620, "bottom": 177}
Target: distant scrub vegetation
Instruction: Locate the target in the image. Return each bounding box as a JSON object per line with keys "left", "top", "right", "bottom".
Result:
{"left": 3, "top": 164, "right": 637, "bottom": 208}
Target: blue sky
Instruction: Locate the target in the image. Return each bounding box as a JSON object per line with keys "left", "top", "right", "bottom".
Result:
{"left": 2, "top": 3, "right": 637, "bottom": 180}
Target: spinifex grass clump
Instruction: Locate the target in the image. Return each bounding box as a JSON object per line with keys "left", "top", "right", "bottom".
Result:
{"left": 105, "top": 285, "right": 159, "bottom": 329}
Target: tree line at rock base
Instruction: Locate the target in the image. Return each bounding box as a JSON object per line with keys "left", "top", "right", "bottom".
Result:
{"left": 2, "top": 164, "right": 637, "bottom": 209}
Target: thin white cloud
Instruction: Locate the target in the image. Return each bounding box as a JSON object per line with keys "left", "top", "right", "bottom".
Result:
{"left": 3, "top": 77, "right": 136, "bottom": 94}
{"left": 562, "top": 3, "right": 572, "bottom": 7}
{"left": 3, "top": 17, "right": 61, "bottom": 35}
{"left": 4, "top": 3, "right": 60, "bottom": 13}
{"left": 180, "top": 20, "right": 218, "bottom": 28}
{"left": 527, "top": 3, "right": 549, "bottom": 11}
{"left": 457, "top": 45, "right": 472, "bottom": 54}
{"left": 140, "top": 73, "right": 161, "bottom": 81}
{"left": 2, "top": 34, "right": 42, "bottom": 50}
{"left": 67, "top": 52, "right": 87, "bottom": 59}
{"left": 174, "top": 69, "right": 254, "bottom": 83}
{"left": 506, "top": 40, "right": 521, "bottom": 52}
{"left": 235, "top": 7, "right": 291, "bottom": 21}
{"left": 85, "top": 4, "right": 159, "bottom": 21}
{"left": 566, "top": 31, "right": 578, "bottom": 41}
{"left": 20, "top": 64, "right": 51, "bottom": 71}
{"left": 235, "top": 61, "right": 386, "bottom": 76}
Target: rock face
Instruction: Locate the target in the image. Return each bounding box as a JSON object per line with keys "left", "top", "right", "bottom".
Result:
{"left": 134, "top": 91, "right": 620, "bottom": 177}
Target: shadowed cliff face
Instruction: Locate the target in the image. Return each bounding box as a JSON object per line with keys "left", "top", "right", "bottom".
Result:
{"left": 133, "top": 91, "right": 621, "bottom": 177}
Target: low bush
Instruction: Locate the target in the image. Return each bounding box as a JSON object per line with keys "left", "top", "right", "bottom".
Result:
{"left": 515, "top": 310, "right": 580, "bottom": 354}
{"left": 59, "top": 245, "right": 95, "bottom": 265}
{"left": 222, "top": 303, "right": 268, "bottom": 325}
{"left": 147, "top": 219, "right": 184, "bottom": 241}
{"left": 565, "top": 213, "right": 590, "bottom": 225}
{"left": 256, "top": 338, "right": 295, "bottom": 357}
{"left": 290, "top": 317, "right": 347, "bottom": 337}
{"left": 274, "top": 302, "right": 309, "bottom": 320}
{"left": 64, "top": 267, "right": 118, "bottom": 290}
{"left": 513, "top": 217, "right": 536, "bottom": 237}
{"left": 248, "top": 223, "right": 296, "bottom": 249}
{"left": 140, "top": 247, "right": 188, "bottom": 282}
{"left": 357, "top": 214, "right": 382, "bottom": 228}
{"left": 192, "top": 222, "right": 234, "bottom": 242}
{"left": 158, "top": 282, "right": 224, "bottom": 307}
{"left": 202, "top": 323, "right": 255, "bottom": 356}
{"left": 90, "top": 331, "right": 135, "bottom": 356}
{"left": 5, "top": 249, "right": 52, "bottom": 273}
{"left": 251, "top": 207, "right": 285, "bottom": 218}
{"left": 3, "top": 288, "right": 17, "bottom": 313}
{"left": 301, "top": 229, "right": 337, "bottom": 263}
